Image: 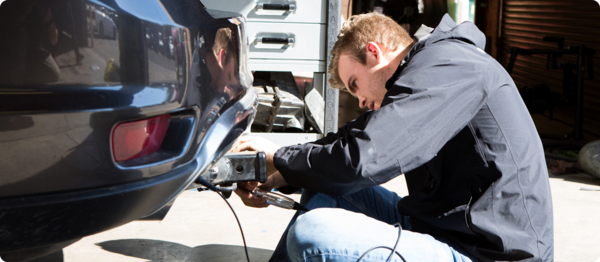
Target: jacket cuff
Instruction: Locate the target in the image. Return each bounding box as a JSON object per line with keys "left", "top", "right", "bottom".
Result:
{"left": 275, "top": 185, "right": 301, "bottom": 194}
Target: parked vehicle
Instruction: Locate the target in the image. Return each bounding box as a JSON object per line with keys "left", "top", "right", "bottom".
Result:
{"left": 0, "top": 0, "right": 255, "bottom": 261}
{"left": 92, "top": 2, "right": 117, "bottom": 39}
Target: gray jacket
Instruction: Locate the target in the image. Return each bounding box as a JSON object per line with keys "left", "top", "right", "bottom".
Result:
{"left": 274, "top": 15, "right": 554, "bottom": 262}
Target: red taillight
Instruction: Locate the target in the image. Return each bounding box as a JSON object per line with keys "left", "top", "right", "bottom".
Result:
{"left": 112, "top": 114, "right": 171, "bottom": 162}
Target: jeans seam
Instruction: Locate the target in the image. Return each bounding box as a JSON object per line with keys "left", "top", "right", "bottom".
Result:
{"left": 294, "top": 252, "right": 394, "bottom": 262}
{"left": 342, "top": 195, "right": 375, "bottom": 217}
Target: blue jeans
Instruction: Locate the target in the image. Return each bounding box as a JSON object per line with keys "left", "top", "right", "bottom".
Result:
{"left": 269, "top": 186, "right": 474, "bottom": 262}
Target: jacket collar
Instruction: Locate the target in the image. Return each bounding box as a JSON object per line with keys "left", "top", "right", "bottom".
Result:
{"left": 385, "top": 14, "right": 486, "bottom": 90}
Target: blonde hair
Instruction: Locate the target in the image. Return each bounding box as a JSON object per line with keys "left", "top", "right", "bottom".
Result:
{"left": 212, "top": 27, "right": 235, "bottom": 64}
{"left": 328, "top": 12, "right": 412, "bottom": 90}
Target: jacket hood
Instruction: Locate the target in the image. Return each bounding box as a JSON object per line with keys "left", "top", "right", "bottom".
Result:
{"left": 406, "top": 14, "right": 486, "bottom": 61}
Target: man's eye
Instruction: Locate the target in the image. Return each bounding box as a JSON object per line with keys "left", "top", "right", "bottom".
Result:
{"left": 348, "top": 80, "right": 358, "bottom": 93}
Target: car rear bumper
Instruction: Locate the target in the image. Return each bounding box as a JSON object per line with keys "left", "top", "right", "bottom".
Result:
{"left": 0, "top": 87, "right": 258, "bottom": 254}
{"left": 0, "top": 160, "right": 196, "bottom": 253}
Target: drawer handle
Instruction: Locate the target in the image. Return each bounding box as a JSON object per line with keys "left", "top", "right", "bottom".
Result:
{"left": 256, "top": 3, "right": 296, "bottom": 12}
{"left": 256, "top": 37, "right": 295, "bottom": 46}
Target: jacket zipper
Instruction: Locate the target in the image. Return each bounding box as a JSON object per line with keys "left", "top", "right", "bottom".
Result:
{"left": 467, "top": 123, "right": 488, "bottom": 167}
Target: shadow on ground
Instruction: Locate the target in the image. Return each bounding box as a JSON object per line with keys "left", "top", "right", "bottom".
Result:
{"left": 549, "top": 172, "right": 600, "bottom": 187}
{"left": 97, "top": 239, "right": 273, "bottom": 262}
{"left": 29, "top": 251, "right": 63, "bottom": 262}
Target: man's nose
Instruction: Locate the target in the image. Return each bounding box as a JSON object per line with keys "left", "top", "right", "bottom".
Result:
{"left": 358, "top": 97, "right": 367, "bottom": 109}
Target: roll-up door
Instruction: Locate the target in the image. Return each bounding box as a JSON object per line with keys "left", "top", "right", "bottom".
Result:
{"left": 499, "top": 0, "right": 600, "bottom": 136}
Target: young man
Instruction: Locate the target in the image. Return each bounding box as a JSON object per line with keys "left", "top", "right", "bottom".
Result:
{"left": 234, "top": 13, "right": 553, "bottom": 262}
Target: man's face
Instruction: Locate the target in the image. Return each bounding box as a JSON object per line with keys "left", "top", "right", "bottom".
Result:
{"left": 338, "top": 52, "right": 388, "bottom": 111}
{"left": 206, "top": 49, "right": 239, "bottom": 96}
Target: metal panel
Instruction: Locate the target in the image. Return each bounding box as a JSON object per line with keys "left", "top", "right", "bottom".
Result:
{"left": 500, "top": 0, "right": 600, "bottom": 136}
{"left": 201, "top": 0, "right": 327, "bottom": 24}
{"left": 325, "top": 0, "right": 341, "bottom": 134}
{"left": 247, "top": 23, "right": 327, "bottom": 60}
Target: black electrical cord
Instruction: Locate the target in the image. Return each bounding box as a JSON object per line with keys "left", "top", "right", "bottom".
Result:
{"left": 195, "top": 176, "right": 251, "bottom": 262}
{"left": 357, "top": 223, "right": 406, "bottom": 262}
{"left": 196, "top": 177, "right": 405, "bottom": 262}
{"left": 386, "top": 223, "right": 403, "bottom": 262}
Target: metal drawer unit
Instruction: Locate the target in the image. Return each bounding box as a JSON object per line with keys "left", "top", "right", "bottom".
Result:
{"left": 205, "top": 0, "right": 326, "bottom": 24}
{"left": 202, "top": 0, "right": 341, "bottom": 145}
{"left": 248, "top": 23, "right": 326, "bottom": 62}
{"left": 202, "top": 0, "right": 330, "bottom": 72}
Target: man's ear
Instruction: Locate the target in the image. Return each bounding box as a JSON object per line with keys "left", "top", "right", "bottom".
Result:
{"left": 366, "top": 42, "right": 382, "bottom": 64}
{"left": 218, "top": 49, "right": 226, "bottom": 67}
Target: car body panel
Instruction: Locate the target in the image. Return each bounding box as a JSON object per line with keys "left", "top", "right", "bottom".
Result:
{"left": 0, "top": 0, "right": 255, "bottom": 255}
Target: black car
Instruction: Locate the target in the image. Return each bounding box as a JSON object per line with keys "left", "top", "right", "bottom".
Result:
{"left": 0, "top": 0, "right": 256, "bottom": 260}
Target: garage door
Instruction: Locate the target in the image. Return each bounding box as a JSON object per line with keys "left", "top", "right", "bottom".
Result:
{"left": 499, "top": 0, "right": 600, "bottom": 137}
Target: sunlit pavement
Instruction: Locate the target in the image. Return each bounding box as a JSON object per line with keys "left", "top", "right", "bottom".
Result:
{"left": 53, "top": 172, "right": 600, "bottom": 262}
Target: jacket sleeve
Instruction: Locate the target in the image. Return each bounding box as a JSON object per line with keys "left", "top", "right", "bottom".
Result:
{"left": 274, "top": 41, "right": 494, "bottom": 196}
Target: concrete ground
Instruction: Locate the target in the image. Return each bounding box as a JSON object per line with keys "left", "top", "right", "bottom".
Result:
{"left": 11, "top": 170, "right": 597, "bottom": 262}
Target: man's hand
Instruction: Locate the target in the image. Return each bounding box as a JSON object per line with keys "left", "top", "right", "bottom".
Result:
{"left": 234, "top": 171, "right": 288, "bottom": 208}
{"left": 230, "top": 136, "right": 286, "bottom": 208}
{"left": 230, "top": 136, "right": 281, "bottom": 175}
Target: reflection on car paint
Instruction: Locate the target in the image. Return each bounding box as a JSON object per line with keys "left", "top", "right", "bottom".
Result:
{"left": 0, "top": 0, "right": 257, "bottom": 256}
{"left": 0, "top": 0, "right": 253, "bottom": 195}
